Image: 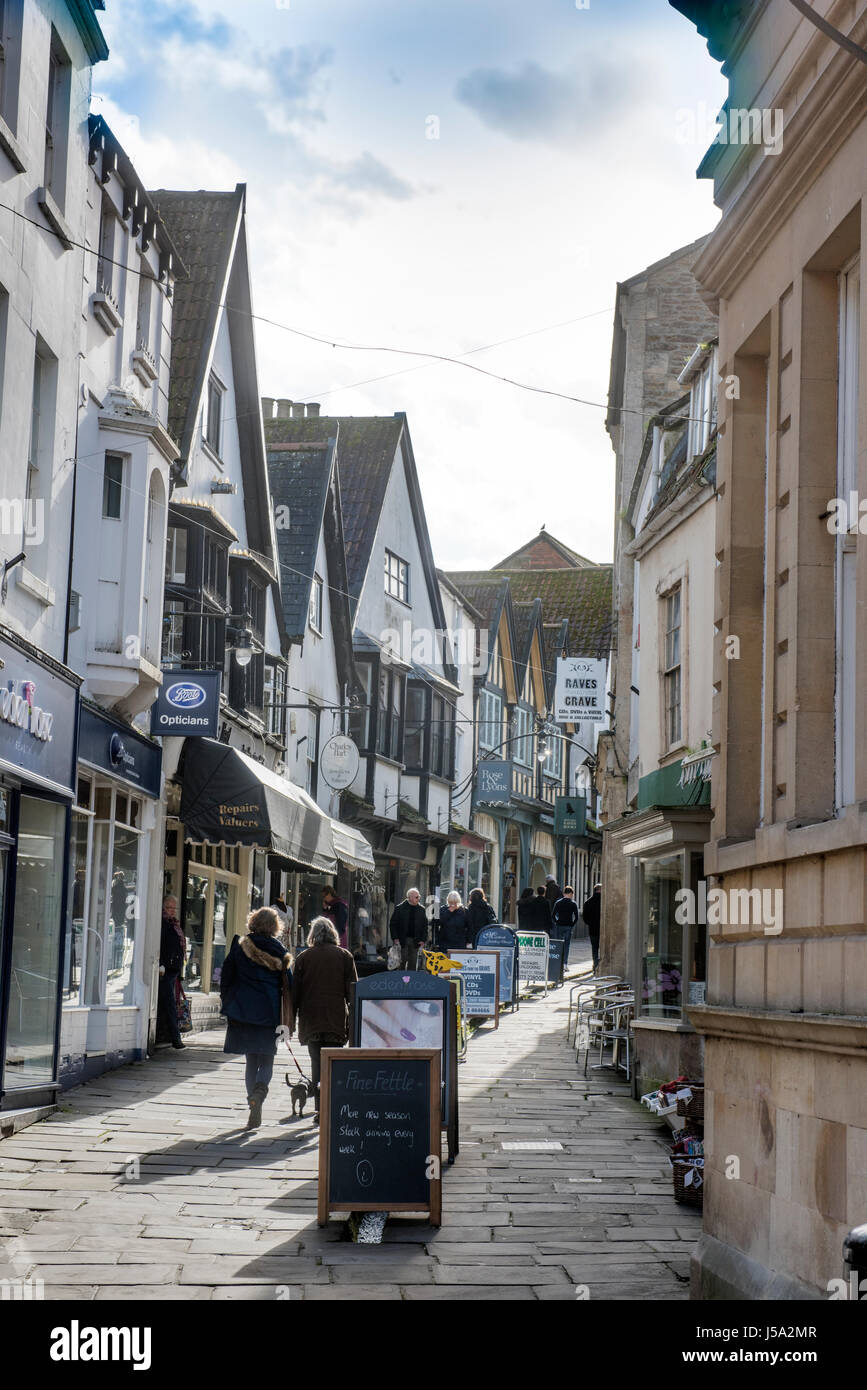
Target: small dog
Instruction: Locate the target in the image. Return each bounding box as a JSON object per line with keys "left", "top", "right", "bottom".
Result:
{"left": 286, "top": 1072, "right": 314, "bottom": 1116}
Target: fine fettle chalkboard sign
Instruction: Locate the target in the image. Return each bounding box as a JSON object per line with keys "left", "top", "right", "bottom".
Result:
{"left": 317, "top": 1048, "right": 442, "bottom": 1226}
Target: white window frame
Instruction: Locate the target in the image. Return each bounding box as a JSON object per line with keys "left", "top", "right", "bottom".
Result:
{"left": 835, "top": 256, "right": 860, "bottom": 810}
{"left": 663, "top": 585, "right": 683, "bottom": 750}
{"left": 384, "top": 549, "right": 409, "bottom": 603}
{"left": 205, "top": 373, "right": 224, "bottom": 457}
{"left": 514, "top": 705, "right": 533, "bottom": 767}
{"left": 308, "top": 573, "right": 323, "bottom": 633}
{"left": 478, "top": 688, "right": 502, "bottom": 751}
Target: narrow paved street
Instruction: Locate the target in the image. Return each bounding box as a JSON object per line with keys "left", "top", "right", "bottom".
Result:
{"left": 0, "top": 961, "right": 699, "bottom": 1301}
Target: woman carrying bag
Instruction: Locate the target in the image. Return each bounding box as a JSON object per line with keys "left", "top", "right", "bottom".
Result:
{"left": 291, "top": 916, "right": 357, "bottom": 1126}
{"left": 220, "top": 906, "right": 294, "bottom": 1131}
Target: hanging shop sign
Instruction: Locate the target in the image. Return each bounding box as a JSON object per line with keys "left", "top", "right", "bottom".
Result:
{"left": 151, "top": 670, "right": 222, "bottom": 737}
{"left": 0, "top": 635, "right": 78, "bottom": 794}
{"left": 78, "top": 705, "right": 161, "bottom": 798}
{"left": 317, "top": 1048, "right": 442, "bottom": 1227}
{"left": 554, "top": 657, "right": 606, "bottom": 724}
{"left": 554, "top": 794, "right": 587, "bottom": 837}
{"left": 476, "top": 760, "right": 511, "bottom": 804}
{"left": 319, "top": 734, "right": 360, "bottom": 791}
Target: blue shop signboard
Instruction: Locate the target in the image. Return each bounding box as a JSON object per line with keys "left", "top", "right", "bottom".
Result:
{"left": 78, "top": 705, "right": 162, "bottom": 798}
{"left": 0, "top": 633, "right": 78, "bottom": 794}
{"left": 151, "top": 670, "right": 222, "bottom": 737}
{"left": 476, "top": 760, "right": 511, "bottom": 804}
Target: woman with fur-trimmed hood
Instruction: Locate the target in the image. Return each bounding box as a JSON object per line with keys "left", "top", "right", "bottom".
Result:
{"left": 220, "top": 906, "right": 293, "bottom": 1130}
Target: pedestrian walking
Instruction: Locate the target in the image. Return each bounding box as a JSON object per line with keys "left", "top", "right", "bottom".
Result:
{"left": 551, "top": 885, "right": 580, "bottom": 968}
{"left": 582, "top": 882, "right": 602, "bottom": 972}
{"left": 528, "top": 885, "right": 553, "bottom": 933}
{"left": 545, "top": 874, "right": 561, "bottom": 906}
{"left": 467, "top": 886, "right": 496, "bottom": 942}
{"left": 438, "top": 891, "right": 470, "bottom": 951}
{"left": 157, "top": 895, "right": 186, "bottom": 1051}
{"left": 322, "top": 886, "right": 349, "bottom": 948}
{"left": 291, "top": 916, "right": 357, "bottom": 1125}
{"left": 389, "top": 886, "right": 428, "bottom": 969}
{"left": 270, "top": 892, "right": 293, "bottom": 949}
{"left": 220, "top": 906, "right": 293, "bottom": 1131}
{"left": 517, "top": 886, "right": 535, "bottom": 929}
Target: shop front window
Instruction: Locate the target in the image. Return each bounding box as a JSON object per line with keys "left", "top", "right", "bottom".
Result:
{"left": 640, "top": 854, "right": 684, "bottom": 1019}
{"left": 211, "top": 880, "right": 234, "bottom": 989}
{"left": 2, "top": 797, "right": 66, "bottom": 1091}
{"left": 183, "top": 873, "right": 209, "bottom": 993}
{"left": 105, "top": 816, "right": 142, "bottom": 1006}
{"left": 65, "top": 811, "right": 90, "bottom": 1003}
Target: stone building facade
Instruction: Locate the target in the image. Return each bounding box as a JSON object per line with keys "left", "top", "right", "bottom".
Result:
{"left": 671, "top": 0, "right": 867, "bottom": 1299}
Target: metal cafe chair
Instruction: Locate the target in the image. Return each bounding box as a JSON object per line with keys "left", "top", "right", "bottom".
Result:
{"left": 581, "top": 992, "right": 634, "bottom": 1078}
{"left": 572, "top": 980, "right": 627, "bottom": 1052}
{"left": 567, "top": 975, "right": 620, "bottom": 1041}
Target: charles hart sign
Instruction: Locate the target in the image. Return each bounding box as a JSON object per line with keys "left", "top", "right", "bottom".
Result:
{"left": 554, "top": 657, "right": 606, "bottom": 724}
{"left": 151, "top": 670, "right": 221, "bottom": 737}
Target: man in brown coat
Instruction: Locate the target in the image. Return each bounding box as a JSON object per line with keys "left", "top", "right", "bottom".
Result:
{"left": 291, "top": 915, "right": 357, "bottom": 1125}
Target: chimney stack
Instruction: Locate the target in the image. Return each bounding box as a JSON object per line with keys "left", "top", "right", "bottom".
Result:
{"left": 291, "top": 403, "right": 305, "bottom": 418}
{"left": 306, "top": 402, "right": 321, "bottom": 417}
{"left": 275, "top": 399, "right": 292, "bottom": 419}
{"left": 261, "top": 397, "right": 275, "bottom": 420}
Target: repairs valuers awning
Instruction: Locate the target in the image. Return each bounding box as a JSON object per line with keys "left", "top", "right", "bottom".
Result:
{"left": 180, "top": 740, "right": 337, "bottom": 872}
{"left": 330, "top": 818, "right": 375, "bottom": 871}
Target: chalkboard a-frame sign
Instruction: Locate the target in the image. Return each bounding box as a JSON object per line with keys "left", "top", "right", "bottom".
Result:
{"left": 317, "top": 1049, "right": 442, "bottom": 1226}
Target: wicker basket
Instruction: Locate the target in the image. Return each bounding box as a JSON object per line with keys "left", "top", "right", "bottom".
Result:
{"left": 670, "top": 1154, "right": 704, "bottom": 1207}
{"left": 676, "top": 1086, "right": 705, "bottom": 1123}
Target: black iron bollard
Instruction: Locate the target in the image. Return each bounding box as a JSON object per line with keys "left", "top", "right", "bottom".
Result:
{"left": 843, "top": 1224, "right": 867, "bottom": 1301}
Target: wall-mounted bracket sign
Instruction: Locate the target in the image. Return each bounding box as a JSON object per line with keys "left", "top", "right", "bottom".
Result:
{"left": 317, "top": 1048, "right": 442, "bottom": 1227}
{"left": 447, "top": 950, "right": 500, "bottom": 1024}
{"left": 319, "top": 733, "right": 360, "bottom": 791}
{"left": 475, "top": 926, "right": 519, "bottom": 1010}
{"left": 554, "top": 657, "right": 606, "bottom": 725}
{"left": 151, "top": 669, "right": 222, "bottom": 737}
{"left": 476, "top": 760, "right": 511, "bottom": 804}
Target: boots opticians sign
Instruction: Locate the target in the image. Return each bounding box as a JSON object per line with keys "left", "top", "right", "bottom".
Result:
{"left": 151, "top": 670, "right": 222, "bottom": 736}
{"left": 554, "top": 658, "right": 606, "bottom": 724}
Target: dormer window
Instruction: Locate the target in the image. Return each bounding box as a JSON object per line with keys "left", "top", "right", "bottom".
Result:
{"left": 384, "top": 549, "right": 409, "bottom": 603}
{"left": 687, "top": 347, "right": 718, "bottom": 460}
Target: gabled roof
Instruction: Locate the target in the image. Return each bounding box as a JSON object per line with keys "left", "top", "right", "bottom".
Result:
{"left": 262, "top": 414, "right": 403, "bottom": 600}
{"left": 495, "top": 530, "right": 596, "bottom": 570}
{"left": 493, "top": 567, "right": 613, "bottom": 661}
{"left": 149, "top": 189, "right": 242, "bottom": 453}
{"left": 150, "top": 186, "right": 276, "bottom": 569}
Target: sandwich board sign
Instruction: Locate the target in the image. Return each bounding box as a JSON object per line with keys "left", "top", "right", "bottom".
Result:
{"left": 475, "top": 926, "right": 519, "bottom": 1010}
{"left": 352, "top": 971, "right": 458, "bottom": 1163}
{"left": 516, "top": 931, "right": 550, "bottom": 996}
{"left": 317, "top": 1048, "right": 441, "bottom": 1226}
{"left": 447, "top": 950, "right": 499, "bottom": 1024}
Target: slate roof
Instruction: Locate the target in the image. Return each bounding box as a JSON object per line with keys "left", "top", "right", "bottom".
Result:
{"left": 148, "top": 189, "right": 242, "bottom": 451}
{"left": 266, "top": 442, "right": 334, "bottom": 643}
{"left": 262, "top": 415, "right": 403, "bottom": 599}
{"left": 443, "top": 574, "right": 510, "bottom": 632}
{"left": 495, "top": 566, "right": 613, "bottom": 661}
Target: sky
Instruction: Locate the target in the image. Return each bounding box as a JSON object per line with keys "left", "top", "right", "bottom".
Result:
{"left": 94, "top": 0, "right": 726, "bottom": 571}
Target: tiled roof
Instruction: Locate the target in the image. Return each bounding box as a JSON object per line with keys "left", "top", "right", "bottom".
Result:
{"left": 443, "top": 573, "right": 511, "bottom": 630}
{"left": 148, "top": 189, "right": 242, "bottom": 452}
{"left": 495, "top": 566, "right": 613, "bottom": 660}
{"left": 495, "top": 530, "right": 596, "bottom": 570}
{"left": 262, "top": 415, "right": 403, "bottom": 598}
{"left": 266, "top": 444, "right": 333, "bottom": 643}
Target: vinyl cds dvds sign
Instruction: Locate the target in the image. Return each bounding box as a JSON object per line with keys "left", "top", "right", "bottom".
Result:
{"left": 554, "top": 658, "right": 606, "bottom": 724}
{"left": 151, "top": 670, "right": 222, "bottom": 736}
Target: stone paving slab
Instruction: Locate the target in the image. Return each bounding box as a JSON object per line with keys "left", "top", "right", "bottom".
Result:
{"left": 0, "top": 955, "right": 699, "bottom": 1300}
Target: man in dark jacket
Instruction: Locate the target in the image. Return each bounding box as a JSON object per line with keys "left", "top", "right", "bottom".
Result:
{"left": 390, "top": 887, "right": 427, "bottom": 969}
{"left": 322, "top": 887, "right": 349, "bottom": 948}
{"left": 545, "top": 875, "right": 561, "bottom": 906}
{"left": 551, "top": 886, "right": 580, "bottom": 968}
{"left": 582, "top": 883, "right": 602, "bottom": 972}
{"left": 528, "top": 885, "right": 552, "bottom": 933}
{"left": 158, "top": 896, "right": 186, "bottom": 1050}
